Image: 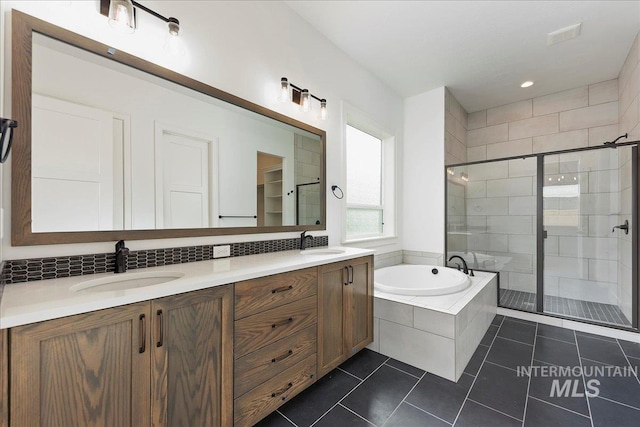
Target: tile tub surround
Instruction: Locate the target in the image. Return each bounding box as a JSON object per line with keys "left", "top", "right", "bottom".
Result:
{"left": 0, "top": 236, "right": 328, "bottom": 284}
{"left": 367, "top": 270, "right": 497, "bottom": 382}
{"left": 0, "top": 244, "right": 363, "bottom": 329}
{"left": 259, "top": 317, "right": 640, "bottom": 427}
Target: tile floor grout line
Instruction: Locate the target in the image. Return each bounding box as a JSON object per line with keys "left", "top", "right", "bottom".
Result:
{"left": 575, "top": 332, "right": 617, "bottom": 343}
{"left": 451, "top": 314, "right": 504, "bottom": 426}
{"left": 337, "top": 366, "right": 367, "bottom": 381}
{"left": 615, "top": 339, "right": 640, "bottom": 386}
{"left": 535, "top": 334, "right": 577, "bottom": 346}
{"left": 382, "top": 362, "right": 423, "bottom": 379}
{"left": 309, "top": 357, "right": 390, "bottom": 427}
{"left": 465, "top": 397, "right": 524, "bottom": 423}
{"left": 493, "top": 334, "right": 535, "bottom": 347}
{"left": 574, "top": 329, "right": 595, "bottom": 427}
{"left": 593, "top": 395, "right": 640, "bottom": 412}
{"left": 276, "top": 410, "right": 299, "bottom": 427}
{"left": 527, "top": 395, "right": 591, "bottom": 419}
{"left": 379, "top": 370, "right": 426, "bottom": 427}
{"left": 483, "top": 359, "right": 522, "bottom": 374}
{"left": 520, "top": 322, "right": 538, "bottom": 427}
{"left": 337, "top": 403, "right": 377, "bottom": 426}
{"left": 402, "top": 401, "right": 453, "bottom": 426}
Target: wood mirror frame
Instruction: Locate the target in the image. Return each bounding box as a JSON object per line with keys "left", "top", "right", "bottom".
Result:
{"left": 11, "top": 11, "right": 326, "bottom": 246}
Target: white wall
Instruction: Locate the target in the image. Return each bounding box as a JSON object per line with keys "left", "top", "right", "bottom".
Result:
{"left": 402, "top": 87, "right": 445, "bottom": 255}
{"left": 1, "top": 1, "right": 404, "bottom": 259}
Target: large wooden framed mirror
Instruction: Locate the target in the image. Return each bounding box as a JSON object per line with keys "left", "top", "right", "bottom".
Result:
{"left": 11, "top": 11, "right": 326, "bottom": 245}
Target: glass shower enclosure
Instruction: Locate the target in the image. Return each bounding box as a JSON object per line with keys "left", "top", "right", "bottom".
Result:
{"left": 445, "top": 142, "right": 638, "bottom": 329}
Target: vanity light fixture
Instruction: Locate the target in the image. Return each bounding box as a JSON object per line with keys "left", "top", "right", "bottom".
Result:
{"left": 278, "top": 77, "right": 327, "bottom": 120}
{"left": 521, "top": 81, "right": 534, "bottom": 88}
{"left": 101, "top": 0, "right": 182, "bottom": 54}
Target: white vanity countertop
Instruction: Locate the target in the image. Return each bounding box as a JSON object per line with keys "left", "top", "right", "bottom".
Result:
{"left": 0, "top": 247, "right": 374, "bottom": 329}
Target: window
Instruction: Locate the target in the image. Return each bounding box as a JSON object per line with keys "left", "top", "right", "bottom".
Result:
{"left": 344, "top": 117, "right": 395, "bottom": 242}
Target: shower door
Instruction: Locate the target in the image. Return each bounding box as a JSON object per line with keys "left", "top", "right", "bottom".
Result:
{"left": 542, "top": 147, "right": 636, "bottom": 327}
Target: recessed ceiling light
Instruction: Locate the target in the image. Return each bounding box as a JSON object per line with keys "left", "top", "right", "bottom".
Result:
{"left": 521, "top": 81, "right": 534, "bottom": 88}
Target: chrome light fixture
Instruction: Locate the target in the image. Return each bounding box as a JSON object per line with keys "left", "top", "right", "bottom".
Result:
{"left": 101, "top": 0, "right": 183, "bottom": 55}
{"left": 278, "top": 77, "right": 327, "bottom": 120}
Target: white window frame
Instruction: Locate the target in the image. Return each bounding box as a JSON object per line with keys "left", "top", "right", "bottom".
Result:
{"left": 342, "top": 103, "right": 396, "bottom": 245}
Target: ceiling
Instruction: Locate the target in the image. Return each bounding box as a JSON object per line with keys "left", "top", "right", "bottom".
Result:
{"left": 285, "top": 1, "right": 640, "bottom": 113}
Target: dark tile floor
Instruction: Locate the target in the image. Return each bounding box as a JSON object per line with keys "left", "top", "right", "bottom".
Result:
{"left": 500, "top": 289, "right": 631, "bottom": 327}
{"left": 256, "top": 315, "right": 640, "bottom": 427}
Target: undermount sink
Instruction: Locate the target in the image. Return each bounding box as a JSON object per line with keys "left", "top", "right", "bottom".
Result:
{"left": 300, "top": 248, "right": 346, "bottom": 255}
{"left": 70, "top": 271, "right": 184, "bottom": 293}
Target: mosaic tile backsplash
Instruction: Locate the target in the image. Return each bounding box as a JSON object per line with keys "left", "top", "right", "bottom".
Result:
{"left": 1, "top": 236, "right": 328, "bottom": 284}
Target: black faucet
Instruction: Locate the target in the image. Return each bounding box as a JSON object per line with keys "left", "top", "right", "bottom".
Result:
{"left": 115, "top": 240, "right": 129, "bottom": 273}
{"left": 300, "top": 231, "right": 313, "bottom": 250}
{"left": 448, "top": 255, "right": 474, "bottom": 276}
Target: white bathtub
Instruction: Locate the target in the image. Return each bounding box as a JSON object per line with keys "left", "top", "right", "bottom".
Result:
{"left": 375, "top": 264, "right": 470, "bottom": 296}
{"left": 369, "top": 266, "right": 497, "bottom": 382}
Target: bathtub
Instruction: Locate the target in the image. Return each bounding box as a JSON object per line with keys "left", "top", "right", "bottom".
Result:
{"left": 375, "top": 264, "right": 470, "bottom": 296}
{"left": 368, "top": 265, "right": 497, "bottom": 382}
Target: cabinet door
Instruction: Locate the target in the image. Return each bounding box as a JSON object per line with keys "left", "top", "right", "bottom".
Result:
{"left": 151, "top": 285, "right": 233, "bottom": 427}
{"left": 317, "top": 261, "right": 349, "bottom": 377}
{"left": 10, "top": 302, "right": 151, "bottom": 427}
{"left": 345, "top": 256, "right": 374, "bottom": 353}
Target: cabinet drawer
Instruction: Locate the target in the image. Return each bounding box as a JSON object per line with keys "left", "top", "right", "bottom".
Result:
{"left": 234, "top": 325, "right": 316, "bottom": 398}
{"left": 235, "top": 296, "right": 317, "bottom": 358}
{"left": 235, "top": 268, "right": 317, "bottom": 319}
{"left": 234, "top": 353, "right": 316, "bottom": 427}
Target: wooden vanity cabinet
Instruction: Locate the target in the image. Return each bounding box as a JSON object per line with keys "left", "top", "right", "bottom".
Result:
{"left": 9, "top": 285, "right": 233, "bottom": 427}
{"left": 318, "top": 256, "right": 374, "bottom": 378}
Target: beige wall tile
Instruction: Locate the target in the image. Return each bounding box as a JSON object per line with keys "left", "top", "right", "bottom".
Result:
{"left": 467, "top": 146, "right": 486, "bottom": 162}
{"left": 486, "top": 137, "right": 532, "bottom": 160}
{"left": 620, "top": 96, "right": 639, "bottom": 136}
{"left": 486, "top": 177, "right": 533, "bottom": 197}
{"left": 509, "top": 114, "right": 559, "bottom": 140}
{"left": 559, "top": 101, "right": 618, "bottom": 132}
{"left": 532, "top": 129, "right": 588, "bottom": 153}
{"left": 467, "top": 123, "right": 508, "bottom": 146}
{"left": 455, "top": 118, "right": 467, "bottom": 143}
{"left": 445, "top": 111, "right": 456, "bottom": 136}
{"left": 589, "top": 79, "right": 618, "bottom": 105}
{"left": 468, "top": 110, "right": 486, "bottom": 130}
{"left": 445, "top": 151, "right": 461, "bottom": 166}
{"left": 588, "top": 124, "right": 620, "bottom": 146}
{"left": 487, "top": 99, "right": 532, "bottom": 126}
{"left": 534, "top": 86, "right": 588, "bottom": 116}
{"left": 446, "top": 132, "right": 467, "bottom": 162}
{"left": 619, "top": 63, "right": 639, "bottom": 117}
{"left": 618, "top": 33, "right": 639, "bottom": 96}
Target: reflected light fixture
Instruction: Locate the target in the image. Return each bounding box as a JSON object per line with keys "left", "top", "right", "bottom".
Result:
{"left": 101, "top": 0, "right": 183, "bottom": 55}
{"left": 461, "top": 172, "right": 469, "bottom": 182}
{"left": 521, "top": 81, "right": 534, "bottom": 88}
{"left": 278, "top": 77, "right": 327, "bottom": 120}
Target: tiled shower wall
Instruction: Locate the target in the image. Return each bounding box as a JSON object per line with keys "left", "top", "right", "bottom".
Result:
{"left": 444, "top": 88, "right": 469, "bottom": 165}
{"left": 294, "top": 134, "right": 322, "bottom": 226}
{"left": 617, "top": 31, "right": 640, "bottom": 322}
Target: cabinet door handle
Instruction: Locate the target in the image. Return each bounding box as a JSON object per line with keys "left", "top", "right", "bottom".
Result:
{"left": 271, "top": 349, "right": 293, "bottom": 363}
{"left": 156, "top": 309, "right": 164, "bottom": 348}
{"left": 139, "top": 314, "right": 146, "bottom": 354}
{"left": 271, "top": 285, "right": 293, "bottom": 294}
{"left": 272, "top": 317, "right": 293, "bottom": 329}
{"left": 271, "top": 382, "right": 293, "bottom": 397}
{"left": 349, "top": 265, "right": 354, "bottom": 284}
{"left": 344, "top": 266, "right": 349, "bottom": 286}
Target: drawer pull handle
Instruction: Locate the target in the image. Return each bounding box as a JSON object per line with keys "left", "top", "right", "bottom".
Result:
{"left": 271, "top": 382, "right": 293, "bottom": 398}
{"left": 272, "top": 350, "right": 294, "bottom": 363}
{"left": 271, "top": 285, "right": 293, "bottom": 294}
{"left": 139, "top": 314, "right": 146, "bottom": 354}
{"left": 272, "top": 318, "right": 293, "bottom": 329}
{"left": 343, "top": 266, "right": 349, "bottom": 286}
{"left": 156, "top": 309, "right": 164, "bottom": 348}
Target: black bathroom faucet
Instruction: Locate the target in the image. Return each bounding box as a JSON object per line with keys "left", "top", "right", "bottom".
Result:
{"left": 300, "top": 231, "right": 314, "bottom": 250}
{"left": 448, "top": 255, "right": 474, "bottom": 276}
{"left": 115, "top": 240, "right": 129, "bottom": 273}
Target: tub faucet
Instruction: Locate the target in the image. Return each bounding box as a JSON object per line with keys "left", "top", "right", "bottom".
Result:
{"left": 115, "top": 240, "right": 129, "bottom": 273}
{"left": 448, "top": 255, "right": 474, "bottom": 276}
{"left": 300, "top": 231, "right": 313, "bottom": 250}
